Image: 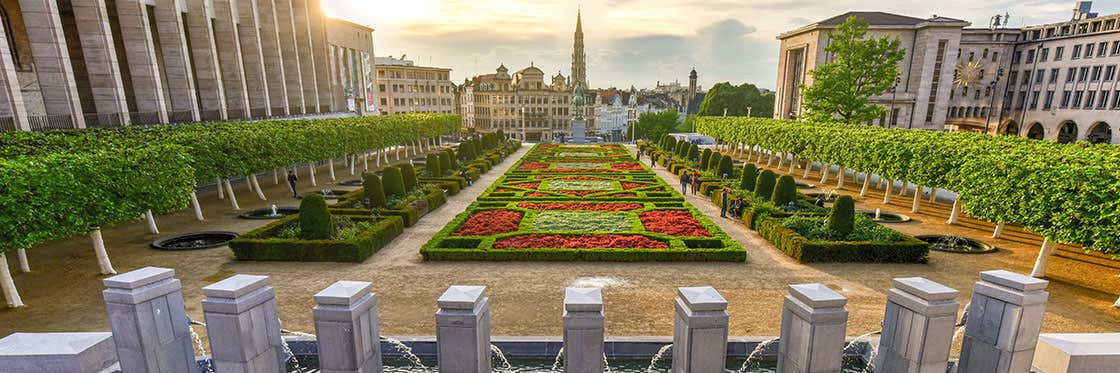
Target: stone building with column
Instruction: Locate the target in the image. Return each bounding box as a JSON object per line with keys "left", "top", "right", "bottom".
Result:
{"left": 0, "top": 0, "right": 374, "bottom": 132}
{"left": 373, "top": 55, "right": 454, "bottom": 115}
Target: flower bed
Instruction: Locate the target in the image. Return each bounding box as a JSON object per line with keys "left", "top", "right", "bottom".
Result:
{"left": 454, "top": 210, "right": 522, "bottom": 236}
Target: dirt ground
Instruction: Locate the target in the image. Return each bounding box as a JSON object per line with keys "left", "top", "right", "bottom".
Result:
{"left": 1, "top": 144, "right": 1117, "bottom": 346}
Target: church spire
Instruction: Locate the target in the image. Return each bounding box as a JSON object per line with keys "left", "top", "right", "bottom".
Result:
{"left": 571, "top": 7, "right": 588, "bottom": 90}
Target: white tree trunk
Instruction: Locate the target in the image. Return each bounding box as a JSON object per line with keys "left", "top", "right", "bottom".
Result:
{"left": 216, "top": 178, "right": 225, "bottom": 200}
{"left": 16, "top": 248, "right": 29, "bottom": 272}
{"left": 911, "top": 189, "right": 921, "bottom": 213}
{"left": 836, "top": 168, "right": 845, "bottom": 189}
{"left": 992, "top": 222, "right": 1005, "bottom": 238}
{"left": 883, "top": 181, "right": 893, "bottom": 204}
{"left": 250, "top": 174, "right": 267, "bottom": 200}
{"left": 860, "top": 174, "right": 872, "bottom": 197}
{"left": 766, "top": 152, "right": 775, "bottom": 167}
{"left": 274, "top": 169, "right": 280, "bottom": 185}
{"left": 349, "top": 155, "right": 356, "bottom": 175}
{"left": 1030, "top": 238, "right": 1057, "bottom": 277}
{"left": 947, "top": 199, "right": 962, "bottom": 224}
{"left": 363, "top": 153, "right": 369, "bottom": 170}
{"left": 190, "top": 191, "right": 204, "bottom": 221}
{"left": 788, "top": 157, "right": 797, "bottom": 173}
{"left": 899, "top": 181, "right": 909, "bottom": 196}
{"left": 144, "top": 210, "right": 159, "bottom": 234}
{"left": 309, "top": 163, "right": 318, "bottom": 186}
{"left": 90, "top": 229, "right": 116, "bottom": 275}
{"left": 0, "top": 252, "right": 24, "bottom": 308}
{"left": 929, "top": 188, "right": 939, "bottom": 203}
{"left": 396, "top": 145, "right": 402, "bottom": 160}
{"left": 819, "top": 165, "right": 830, "bottom": 184}
{"left": 1114, "top": 296, "right": 1120, "bottom": 309}
{"left": 328, "top": 159, "right": 336, "bottom": 181}
{"left": 375, "top": 150, "right": 382, "bottom": 167}
{"left": 223, "top": 179, "right": 241, "bottom": 210}
{"left": 802, "top": 161, "right": 812, "bottom": 178}
{"left": 756, "top": 149, "right": 764, "bottom": 163}
{"left": 776, "top": 153, "right": 785, "bottom": 169}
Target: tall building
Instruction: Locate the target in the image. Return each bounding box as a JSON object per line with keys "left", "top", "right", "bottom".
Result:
{"left": 458, "top": 64, "right": 572, "bottom": 141}
{"left": 374, "top": 56, "right": 454, "bottom": 115}
{"left": 571, "top": 8, "right": 588, "bottom": 90}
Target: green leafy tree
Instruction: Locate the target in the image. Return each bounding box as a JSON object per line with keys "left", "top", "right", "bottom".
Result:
{"left": 400, "top": 163, "right": 418, "bottom": 192}
{"left": 754, "top": 170, "right": 776, "bottom": 201}
{"left": 363, "top": 174, "right": 386, "bottom": 208}
{"left": 829, "top": 195, "right": 856, "bottom": 237}
{"left": 799, "top": 16, "right": 904, "bottom": 123}
{"left": 634, "top": 110, "right": 681, "bottom": 141}
{"left": 382, "top": 167, "right": 406, "bottom": 198}
{"left": 772, "top": 175, "right": 798, "bottom": 206}
{"left": 426, "top": 154, "right": 441, "bottom": 176}
{"left": 299, "top": 194, "right": 333, "bottom": 240}
{"left": 739, "top": 164, "right": 758, "bottom": 190}
{"left": 698, "top": 82, "right": 774, "bottom": 118}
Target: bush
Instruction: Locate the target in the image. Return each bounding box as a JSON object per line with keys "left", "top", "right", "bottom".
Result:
{"left": 717, "top": 155, "right": 733, "bottom": 178}
{"left": 400, "top": 163, "right": 418, "bottom": 191}
{"left": 829, "top": 195, "right": 855, "bottom": 237}
{"left": 230, "top": 215, "right": 405, "bottom": 262}
{"left": 439, "top": 151, "right": 452, "bottom": 174}
{"left": 700, "top": 149, "right": 713, "bottom": 169}
{"left": 382, "top": 166, "right": 406, "bottom": 198}
{"left": 299, "top": 194, "right": 333, "bottom": 240}
{"left": 363, "top": 174, "right": 386, "bottom": 208}
{"left": 756, "top": 216, "right": 928, "bottom": 263}
{"left": 426, "top": 154, "right": 441, "bottom": 176}
{"left": 754, "top": 170, "right": 776, "bottom": 201}
{"left": 740, "top": 164, "right": 758, "bottom": 191}
{"left": 772, "top": 175, "right": 798, "bottom": 206}
{"left": 709, "top": 153, "right": 722, "bottom": 172}
{"left": 447, "top": 149, "right": 459, "bottom": 170}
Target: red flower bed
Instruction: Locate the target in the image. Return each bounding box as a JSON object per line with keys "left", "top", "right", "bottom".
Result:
{"left": 453, "top": 210, "right": 523, "bottom": 236}
{"left": 519, "top": 162, "right": 549, "bottom": 170}
{"left": 518, "top": 202, "right": 644, "bottom": 211}
{"left": 493, "top": 234, "right": 668, "bottom": 249}
{"left": 512, "top": 182, "right": 540, "bottom": 189}
{"left": 639, "top": 210, "right": 711, "bottom": 237}
{"left": 613, "top": 163, "right": 645, "bottom": 170}
{"left": 621, "top": 182, "right": 648, "bottom": 190}
{"left": 526, "top": 192, "right": 552, "bottom": 197}
{"left": 610, "top": 193, "right": 637, "bottom": 197}
{"left": 495, "top": 188, "right": 515, "bottom": 192}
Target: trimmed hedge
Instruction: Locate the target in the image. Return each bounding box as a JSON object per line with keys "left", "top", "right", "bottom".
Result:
{"left": 829, "top": 195, "right": 856, "bottom": 237}
{"left": 755, "top": 216, "right": 928, "bottom": 263}
{"left": 400, "top": 163, "right": 418, "bottom": 192}
{"left": 299, "top": 194, "right": 332, "bottom": 240}
{"left": 772, "top": 175, "right": 798, "bottom": 207}
{"left": 740, "top": 164, "right": 758, "bottom": 191}
{"left": 382, "top": 167, "right": 405, "bottom": 198}
{"left": 426, "top": 153, "right": 441, "bottom": 177}
{"left": 754, "top": 170, "right": 776, "bottom": 201}
{"left": 229, "top": 214, "right": 404, "bottom": 262}
{"left": 362, "top": 174, "right": 386, "bottom": 208}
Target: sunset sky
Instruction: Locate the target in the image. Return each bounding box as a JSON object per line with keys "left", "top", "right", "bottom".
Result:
{"left": 322, "top": 0, "right": 1120, "bottom": 90}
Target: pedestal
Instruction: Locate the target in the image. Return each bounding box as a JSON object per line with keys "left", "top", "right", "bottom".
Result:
{"left": 875, "top": 277, "right": 960, "bottom": 373}
{"left": 313, "top": 281, "right": 382, "bottom": 373}
{"left": 0, "top": 333, "right": 116, "bottom": 372}
{"left": 102, "top": 267, "right": 196, "bottom": 372}
{"left": 563, "top": 287, "right": 604, "bottom": 373}
{"left": 571, "top": 119, "right": 587, "bottom": 144}
{"left": 435, "top": 285, "right": 490, "bottom": 373}
{"left": 672, "top": 286, "right": 729, "bottom": 373}
{"left": 778, "top": 283, "right": 848, "bottom": 373}
{"left": 958, "top": 270, "right": 1049, "bottom": 373}
{"left": 1032, "top": 333, "right": 1120, "bottom": 373}
{"left": 201, "top": 275, "right": 287, "bottom": 373}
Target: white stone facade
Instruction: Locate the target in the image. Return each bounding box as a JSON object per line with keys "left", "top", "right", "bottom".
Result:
{"left": 374, "top": 56, "right": 454, "bottom": 115}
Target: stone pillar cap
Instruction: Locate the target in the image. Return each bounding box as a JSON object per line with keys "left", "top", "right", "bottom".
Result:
{"left": 438, "top": 285, "right": 486, "bottom": 310}
{"left": 103, "top": 267, "right": 174, "bottom": 289}
{"left": 677, "top": 286, "right": 727, "bottom": 311}
{"left": 1038, "top": 333, "right": 1120, "bottom": 355}
{"left": 980, "top": 270, "right": 1049, "bottom": 292}
{"left": 0, "top": 332, "right": 113, "bottom": 355}
{"left": 202, "top": 274, "right": 269, "bottom": 299}
{"left": 564, "top": 287, "right": 603, "bottom": 312}
{"left": 893, "top": 277, "right": 958, "bottom": 301}
{"left": 314, "top": 281, "right": 373, "bottom": 306}
{"left": 788, "top": 283, "right": 847, "bottom": 308}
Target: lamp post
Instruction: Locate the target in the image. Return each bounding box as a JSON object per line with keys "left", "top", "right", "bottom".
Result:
{"left": 888, "top": 76, "right": 901, "bottom": 128}
{"left": 984, "top": 68, "right": 1005, "bottom": 135}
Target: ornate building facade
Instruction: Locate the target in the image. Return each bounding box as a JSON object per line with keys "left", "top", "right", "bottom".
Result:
{"left": 458, "top": 64, "right": 572, "bottom": 141}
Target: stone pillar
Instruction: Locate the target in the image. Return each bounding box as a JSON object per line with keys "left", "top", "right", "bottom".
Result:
{"left": 115, "top": 0, "right": 169, "bottom": 124}
{"left": 958, "top": 270, "right": 1050, "bottom": 373}
{"left": 0, "top": 332, "right": 117, "bottom": 372}
{"left": 307, "top": 0, "right": 331, "bottom": 112}
{"left": 102, "top": 267, "right": 196, "bottom": 372}
{"left": 71, "top": 0, "right": 129, "bottom": 126}
{"left": 1032, "top": 333, "right": 1120, "bottom": 373}
{"left": 0, "top": 17, "right": 29, "bottom": 130}
{"left": 874, "top": 277, "right": 960, "bottom": 373}
{"left": 201, "top": 274, "right": 287, "bottom": 372}
{"left": 292, "top": 0, "right": 318, "bottom": 113}
{"left": 273, "top": 0, "right": 304, "bottom": 114}
{"left": 778, "top": 283, "right": 848, "bottom": 373}
{"left": 435, "top": 285, "right": 490, "bottom": 373}
{"left": 185, "top": 0, "right": 227, "bottom": 120}
{"left": 19, "top": 0, "right": 85, "bottom": 128}
{"left": 209, "top": 0, "right": 250, "bottom": 119}
{"left": 256, "top": 0, "right": 289, "bottom": 116}
{"left": 672, "top": 286, "right": 729, "bottom": 373}
{"left": 235, "top": 0, "right": 272, "bottom": 117}
{"left": 563, "top": 287, "right": 604, "bottom": 373}
{"left": 313, "top": 281, "right": 382, "bottom": 373}
{"left": 154, "top": 0, "right": 200, "bottom": 122}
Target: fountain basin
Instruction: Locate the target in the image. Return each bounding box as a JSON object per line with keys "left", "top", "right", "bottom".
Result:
{"left": 859, "top": 210, "right": 913, "bottom": 223}
{"left": 916, "top": 235, "right": 997, "bottom": 254}
{"left": 338, "top": 179, "right": 364, "bottom": 187}
{"left": 296, "top": 189, "right": 348, "bottom": 200}
{"left": 151, "top": 231, "right": 239, "bottom": 250}
{"left": 805, "top": 192, "right": 836, "bottom": 202}
{"left": 238, "top": 206, "right": 299, "bottom": 220}
{"left": 796, "top": 182, "right": 815, "bottom": 189}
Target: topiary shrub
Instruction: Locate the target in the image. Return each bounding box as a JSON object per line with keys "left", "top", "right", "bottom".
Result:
{"left": 363, "top": 174, "right": 386, "bottom": 208}
{"left": 426, "top": 154, "right": 441, "bottom": 177}
{"left": 739, "top": 163, "right": 758, "bottom": 190}
{"left": 700, "top": 149, "right": 713, "bottom": 169}
{"left": 754, "top": 170, "right": 776, "bottom": 201}
{"left": 772, "top": 175, "right": 798, "bottom": 206}
{"left": 447, "top": 149, "right": 459, "bottom": 170}
{"left": 829, "top": 195, "right": 856, "bottom": 237}
{"left": 439, "top": 151, "right": 452, "bottom": 174}
{"left": 688, "top": 143, "right": 699, "bottom": 161}
{"left": 718, "top": 155, "right": 733, "bottom": 178}
{"left": 382, "top": 166, "right": 406, "bottom": 198}
{"left": 400, "top": 163, "right": 418, "bottom": 192}
{"left": 709, "top": 153, "right": 722, "bottom": 172}
{"left": 497, "top": 129, "right": 506, "bottom": 140}
{"left": 299, "top": 194, "right": 332, "bottom": 240}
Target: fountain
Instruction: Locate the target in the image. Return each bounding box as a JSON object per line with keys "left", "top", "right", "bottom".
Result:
{"left": 646, "top": 344, "right": 672, "bottom": 372}
{"left": 278, "top": 321, "right": 304, "bottom": 373}
{"left": 384, "top": 336, "right": 428, "bottom": 370}
{"left": 736, "top": 338, "right": 778, "bottom": 372}
{"left": 150, "top": 231, "right": 239, "bottom": 250}
{"left": 843, "top": 330, "right": 880, "bottom": 370}
{"left": 490, "top": 344, "right": 512, "bottom": 371}
{"left": 551, "top": 347, "right": 564, "bottom": 372}
{"left": 859, "top": 209, "right": 913, "bottom": 223}
{"left": 238, "top": 204, "right": 299, "bottom": 219}
{"left": 917, "top": 235, "right": 997, "bottom": 253}
{"left": 296, "top": 189, "right": 347, "bottom": 200}
{"left": 338, "top": 178, "right": 364, "bottom": 187}
{"left": 187, "top": 320, "right": 214, "bottom": 373}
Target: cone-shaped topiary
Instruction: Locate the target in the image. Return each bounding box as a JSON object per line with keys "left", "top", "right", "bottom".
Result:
{"left": 700, "top": 149, "right": 713, "bottom": 169}
{"left": 666, "top": 137, "right": 677, "bottom": 153}
{"left": 829, "top": 195, "right": 855, "bottom": 237}
{"left": 709, "top": 153, "right": 722, "bottom": 172}
{"left": 439, "top": 151, "right": 452, "bottom": 174}
{"left": 739, "top": 163, "right": 758, "bottom": 190}
{"left": 497, "top": 129, "right": 506, "bottom": 140}
{"left": 718, "top": 155, "right": 733, "bottom": 178}
{"left": 754, "top": 170, "right": 776, "bottom": 200}
{"left": 772, "top": 175, "right": 798, "bottom": 206}
{"left": 299, "top": 194, "right": 332, "bottom": 240}
{"left": 382, "top": 166, "right": 406, "bottom": 198}
{"left": 363, "top": 174, "right": 386, "bottom": 208}
{"left": 447, "top": 149, "right": 459, "bottom": 170}
{"left": 426, "top": 154, "right": 441, "bottom": 177}
{"left": 400, "top": 163, "right": 418, "bottom": 192}
{"left": 688, "top": 143, "right": 700, "bottom": 161}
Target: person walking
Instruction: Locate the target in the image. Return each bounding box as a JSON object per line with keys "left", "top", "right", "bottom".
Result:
{"left": 720, "top": 188, "right": 730, "bottom": 218}
{"left": 680, "top": 171, "right": 691, "bottom": 195}
{"left": 691, "top": 170, "right": 701, "bottom": 195}
{"left": 286, "top": 169, "right": 299, "bottom": 197}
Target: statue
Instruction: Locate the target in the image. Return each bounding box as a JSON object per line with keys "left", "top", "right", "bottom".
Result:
{"left": 573, "top": 85, "right": 585, "bottom": 120}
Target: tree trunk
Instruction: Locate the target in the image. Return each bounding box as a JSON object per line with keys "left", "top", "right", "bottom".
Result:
{"left": 802, "top": 161, "right": 812, "bottom": 179}
{"left": 224, "top": 179, "right": 241, "bottom": 210}
{"left": 776, "top": 153, "right": 784, "bottom": 169}
{"left": 216, "top": 178, "right": 225, "bottom": 200}
{"left": 0, "top": 252, "right": 24, "bottom": 308}
{"left": 16, "top": 248, "right": 29, "bottom": 272}
{"left": 911, "top": 189, "right": 921, "bottom": 213}
{"left": 899, "top": 181, "right": 909, "bottom": 196}
{"left": 1030, "top": 238, "right": 1057, "bottom": 277}
{"left": 145, "top": 210, "right": 159, "bottom": 234}
{"left": 756, "top": 149, "right": 764, "bottom": 163}
{"left": 190, "top": 191, "right": 204, "bottom": 221}
{"left": 309, "top": 163, "right": 318, "bottom": 186}
{"left": 788, "top": 157, "right": 797, "bottom": 173}
{"left": 878, "top": 177, "right": 886, "bottom": 190}
{"left": 245, "top": 175, "right": 255, "bottom": 194}
{"left": 947, "top": 199, "right": 962, "bottom": 224}
{"left": 819, "top": 165, "right": 830, "bottom": 184}
{"left": 883, "top": 181, "right": 892, "bottom": 204}
{"left": 90, "top": 229, "right": 116, "bottom": 275}
{"left": 328, "top": 158, "right": 337, "bottom": 181}
{"left": 992, "top": 222, "right": 1005, "bottom": 238}
{"left": 250, "top": 174, "right": 267, "bottom": 200}
{"left": 929, "top": 188, "right": 939, "bottom": 203}
{"left": 860, "top": 174, "right": 872, "bottom": 197}
{"left": 836, "top": 168, "right": 845, "bottom": 189}
{"left": 766, "top": 152, "right": 775, "bottom": 167}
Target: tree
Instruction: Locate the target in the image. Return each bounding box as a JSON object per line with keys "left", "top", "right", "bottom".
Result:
{"left": 634, "top": 110, "right": 681, "bottom": 141}
{"left": 382, "top": 167, "right": 406, "bottom": 198}
{"left": 687, "top": 143, "right": 700, "bottom": 162}
{"left": 708, "top": 153, "right": 723, "bottom": 172}
{"left": 700, "top": 149, "right": 713, "bottom": 169}
{"left": 799, "top": 16, "right": 905, "bottom": 124}
{"left": 697, "top": 82, "right": 774, "bottom": 118}
{"left": 426, "top": 154, "right": 441, "bottom": 176}
{"left": 718, "top": 156, "right": 734, "bottom": 178}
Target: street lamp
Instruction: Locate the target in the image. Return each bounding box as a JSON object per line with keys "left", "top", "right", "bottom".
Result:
{"left": 888, "top": 76, "right": 901, "bottom": 128}
{"left": 984, "top": 68, "right": 1005, "bottom": 135}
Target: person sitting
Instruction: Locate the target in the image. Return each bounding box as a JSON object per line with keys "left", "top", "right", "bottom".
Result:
{"left": 730, "top": 197, "right": 747, "bottom": 218}
{"left": 459, "top": 169, "right": 473, "bottom": 186}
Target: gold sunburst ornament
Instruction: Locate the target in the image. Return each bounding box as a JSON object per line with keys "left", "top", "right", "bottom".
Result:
{"left": 955, "top": 61, "right": 983, "bottom": 88}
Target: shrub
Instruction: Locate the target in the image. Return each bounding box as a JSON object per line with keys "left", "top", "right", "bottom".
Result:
{"left": 688, "top": 143, "right": 699, "bottom": 161}
{"left": 718, "top": 155, "right": 733, "bottom": 178}
{"left": 400, "top": 163, "right": 418, "bottom": 191}
{"left": 363, "top": 174, "right": 386, "bottom": 208}
{"left": 439, "top": 151, "right": 452, "bottom": 174}
{"left": 382, "top": 166, "right": 406, "bottom": 198}
{"left": 426, "top": 154, "right": 441, "bottom": 176}
{"left": 739, "top": 164, "right": 758, "bottom": 191}
{"left": 772, "top": 175, "right": 798, "bottom": 206}
{"left": 447, "top": 149, "right": 459, "bottom": 170}
{"left": 709, "top": 153, "right": 722, "bottom": 172}
{"left": 700, "top": 149, "right": 713, "bottom": 169}
{"left": 754, "top": 170, "right": 776, "bottom": 200}
{"left": 829, "top": 195, "right": 855, "bottom": 237}
{"left": 299, "top": 194, "right": 333, "bottom": 240}
{"left": 497, "top": 129, "right": 506, "bottom": 140}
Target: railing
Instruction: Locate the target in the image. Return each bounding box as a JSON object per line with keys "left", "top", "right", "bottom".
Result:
{"left": 128, "top": 111, "right": 163, "bottom": 126}
{"left": 2, "top": 109, "right": 359, "bottom": 132}
{"left": 27, "top": 114, "right": 75, "bottom": 132}
{"left": 167, "top": 110, "right": 196, "bottom": 124}
{"left": 199, "top": 109, "right": 224, "bottom": 122}
{"left": 83, "top": 112, "right": 127, "bottom": 129}
{"left": 0, "top": 116, "right": 17, "bottom": 131}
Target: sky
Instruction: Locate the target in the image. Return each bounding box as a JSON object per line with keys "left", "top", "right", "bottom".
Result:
{"left": 322, "top": 0, "right": 1120, "bottom": 90}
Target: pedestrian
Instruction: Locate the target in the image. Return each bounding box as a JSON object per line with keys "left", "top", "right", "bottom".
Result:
{"left": 720, "top": 188, "right": 730, "bottom": 218}
{"left": 286, "top": 169, "right": 299, "bottom": 197}
{"left": 680, "top": 171, "right": 691, "bottom": 195}
{"left": 650, "top": 155, "right": 656, "bottom": 167}
{"left": 691, "top": 170, "right": 701, "bottom": 195}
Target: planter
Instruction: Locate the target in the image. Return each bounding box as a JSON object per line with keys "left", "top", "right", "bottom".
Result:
{"left": 152, "top": 231, "right": 239, "bottom": 250}
{"left": 916, "top": 235, "right": 997, "bottom": 254}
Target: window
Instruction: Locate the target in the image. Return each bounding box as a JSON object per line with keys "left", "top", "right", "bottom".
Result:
{"left": 1029, "top": 91, "right": 1040, "bottom": 110}
{"left": 1099, "top": 91, "right": 1110, "bottom": 109}
{"left": 1113, "top": 41, "right": 1120, "bottom": 56}
{"left": 1106, "top": 65, "right": 1117, "bottom": 81}
{"left": 1061, "top": 90, "right": 1071, "bottom": 108}
{"left": 380, "top": 98, "right": 387, "bottom": 106}
{"left": 1035, "top": 69, "right": 1045, "bottom": 84}
{"left": 992, "top": 51, "right": 1000, "bottom": 62}
{"left": 1026, "top": 49, "right": 1036, "bottom": 64}
{"left": 1098, "top": 42, "right": 1108, "bottom": 57}
{"left": 1049, "top": 68, "right": 1060, "bottom": 83}
{"left": 974, "top": 89, "right": 981, "bottom": 99}
{"left": 1078, "top": 67, "right": 1090, "bottom": 82}
{"left": 1091, "top": 66, "right": 1102, "bottom": 81}
{"left": 1040, "top": 48, "right": 1049, "bottom": 62}
{"left": 1022, "top": 70, "right": 1032, "bottom": 85}
{"left": 969, "top": 51, "right": 975, "bottom": 62}
{"left": 1085, "top": 43, "right": 1095, "bottom": 58}
{"left": 1013, "top": 51, "right": 1023, "bottom": 64}
{"left": 1067, "top": 67, "right": 1077, "bottom": 82}
{"left": 1073, "top": 91, "right": 1084, "bottom": 108}
{"left": 982, "top": 48, "right": 989, "bottom": 59}
{"left": 1055, "top": 46, "right": 1064, "bottom": 61}
{"left": 1072, "top": 44, "right": 1082, "bottom": 59}
{"left": 1114, "top": 90, "right": 1120, "bottom": 109}
{"left": 1008, "top": 71, "right": 1019, "bottom": 85}
{"left": 378, "top": 84, "right": 386, "bottom": 92}
{"left": 1044, "top": 90, "right": 1055, "bottom": 109}
{"left": 1086, "top": 91, "right": 1097, "bottom": 109}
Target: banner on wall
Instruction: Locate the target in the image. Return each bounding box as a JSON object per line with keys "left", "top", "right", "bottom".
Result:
{"left": 362, "top": 52, "right": 377, "bottom": 113}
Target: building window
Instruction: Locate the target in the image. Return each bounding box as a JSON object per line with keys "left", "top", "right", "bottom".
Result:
{"left": 1043, "top": 91, "right": 1054, "bottom": 109}
{"left": 1114, "top": 90, "right": 1120, "bottom": 109}
{"left": 1029, "top": 91, "right": 1040, "bottom": 110}
{"left": 1013, "top": 51, "right": 1023, "bottom": 64}
{"left": 1086, "top": 91, "right": 1097, "bottom": 109}
{"left": 1049, "top": 68, "right": 1060, "bottom": 83}
{"left": 1055, "top": 46, "right": 1064, "bottom": 61}
{"left": 1025, "top": 49, "right": 1035, "bottom": 64}
{"left": 1021, "top": 70, "right": 1032, "bottom": 85}
{"left": 1073, "top": 91, "right": 1084, "bottom": 108}
{"left": 992, "top": 51, "right": 1000, "bottom": 62}
{"left": 1040, "top": 48, "right": 1049, "bottom": 62}
{"left": 1098, "top": 42, "right": 1108, "bottom": 57}
{"left": 1099, "top": 91, "right": 1110, "bottom": 109}
{"left": 1035, "top": 69, "right": 1045, "bottom": 84}
{"left": 1072, "top": 44, "right": 1082, "bottom": 59}
{"left": 1085, "top": 43, "right": 1094, "bottom": 58}
{"left": 1078, "top": 67, "right": 1090, "bottom": 82}
{"left": 1091, "top": 66, "right": 1103, "bottom": 81}
{"left": 1067, "top": 67, "right": 1076, "bottom": 82}
{"left": 1113, "top": 41, "right": 1120, "bottom": 56}
{"left": 378, "top": 84, "right": 386, "bottom": 92}
{"left": 1061, "top": 90, "right": 1071, "bottom": 108}
{"left": 1105, "top": 65, "right": 1117, "bottom": 81}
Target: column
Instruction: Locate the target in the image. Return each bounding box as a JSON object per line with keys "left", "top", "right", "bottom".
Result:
{"left": 875, "top": 277, "right": 960, "bottom": 373}
{"left": 563, "top": 287, "right": 605, "bottom": 373}
{"left": 313, "top": 281, "right": 382, "bottom": 373}
{"left": 958, "top": 270, "right": 1050, "bottom": 373}
{"left": 0, "top": 17, "right": 29, "bottom": 130}
{"left": 235, "top": 0, "right": 271, "bottom": 117}
{"left": 0, "top": 332, "right": 116, "bottom": 372}
{"left": 292, "top": 0, "right": 319, "bottom": 113}
{"left": 71, "top": 0, "right": 129, "bottom": 126}
{"left": 102, "top": 267, "right": 196, "bottom": 372}
{"left": 19, "top": 0, "right": 85, "bottom": 128}
{"left": 777, "top": 283, "right": 848, "bottom": 373}
{"left": 185, "top": 0, "right": 227, "bottom": 120}
{"left": 201, "top": 274, "right": 287, "bottom": 372}
{"left": 672, "top": 286, "right": 729, "bottom": 373}
{"left": 154, "top": 0, "right": 200, "bottom": 122}
{"left": 208, "top": 0, "right": 249, "bottom": 119}
{"left": 308, "top": 0, "right": 331, "bottom": 112}
{"left": 256, "top": 0, "right": 289, "bottom": 116}
{"left": 435, "top": 285, "right": 490, "bottom": 373}
{"left": 115, "top": 0, "right": 169, "bottom": 124}
{"left": 274, "top": 0, "right": 304, "bottom": 114}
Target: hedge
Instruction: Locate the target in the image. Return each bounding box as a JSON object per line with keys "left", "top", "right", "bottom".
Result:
{"left": 755, "top": 216, "right": 929, "bottom": 263}
{"left": 229, "top": 214, "right": 404, "bottom": 262}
